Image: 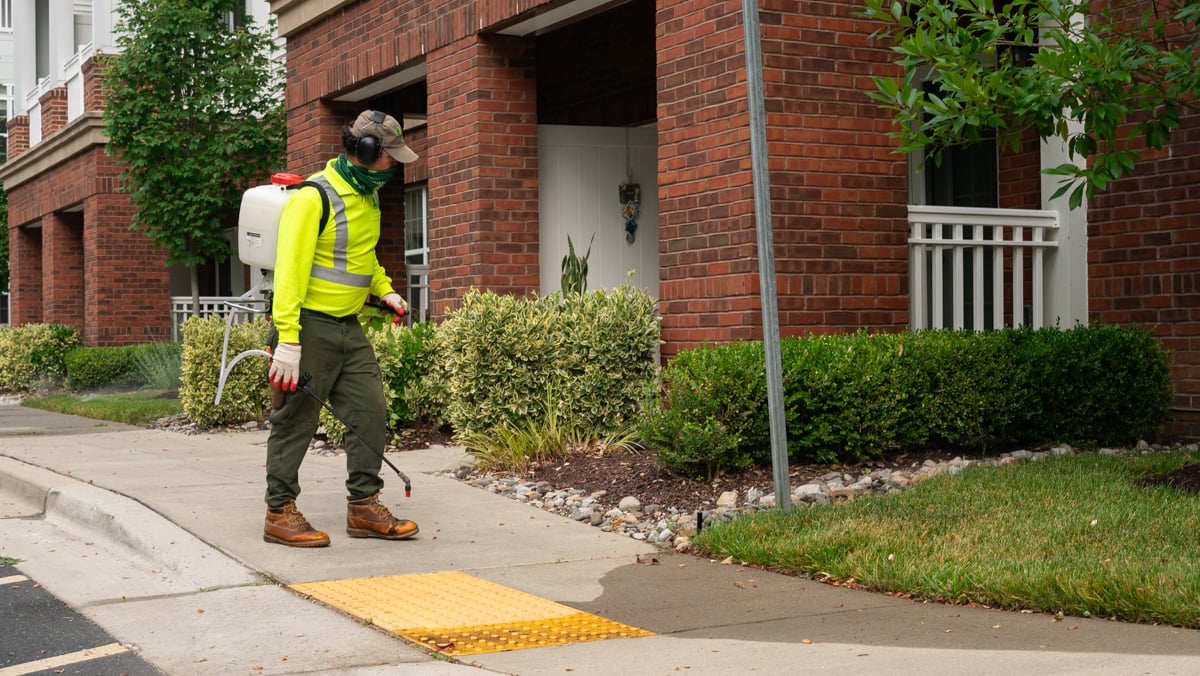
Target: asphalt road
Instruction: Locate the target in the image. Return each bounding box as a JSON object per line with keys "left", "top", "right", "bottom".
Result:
{"left": 1, "top": 562, "right": 162, "bottom": 675}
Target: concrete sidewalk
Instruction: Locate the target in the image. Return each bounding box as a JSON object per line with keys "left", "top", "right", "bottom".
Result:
{"left": 2, "top": 403, "right": 1199, "bottom": 675}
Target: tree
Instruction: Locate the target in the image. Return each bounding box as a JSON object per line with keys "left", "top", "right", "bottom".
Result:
{"left": 103, "top": 0, "right": 286, "bottom": 312}
{"left": 863, "top": 0, "right": 1200, "bottom": 208}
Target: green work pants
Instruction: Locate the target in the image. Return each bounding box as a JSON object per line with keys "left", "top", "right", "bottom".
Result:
{"left": 265, "top": 309, "right": 387, "bottom": 507}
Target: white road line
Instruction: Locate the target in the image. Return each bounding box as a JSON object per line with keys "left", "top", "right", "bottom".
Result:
{"left": 0, "top": 642, "right": 130, "bottom": 676}
{"left": 0, "top": 574, "right": 29, "bottom": 585}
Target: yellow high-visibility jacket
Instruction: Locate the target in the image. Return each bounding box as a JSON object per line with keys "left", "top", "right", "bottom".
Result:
{"left": 272, "top": 158, "right": 396, "bottom": 344}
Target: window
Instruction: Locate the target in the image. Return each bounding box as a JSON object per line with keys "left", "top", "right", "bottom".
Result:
{"left": 0, "top": 83, "right": 11, "bottom": 157}
{"left": 1, "top": 0, "right": 12, "bottom": 31}
{"left": 403, "top": 184, "right": 430, "bottom": 323}
{"left": 223, "top": 3, "right": 247, "bottom": 32}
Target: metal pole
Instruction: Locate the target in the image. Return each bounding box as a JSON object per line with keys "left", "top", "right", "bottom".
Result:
{"left": 741, "top": 0, "right": 791, "bottom": 513}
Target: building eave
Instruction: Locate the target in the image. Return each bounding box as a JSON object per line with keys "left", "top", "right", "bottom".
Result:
{"left": 0, "top": 113, "right": 107, "bottom": 189}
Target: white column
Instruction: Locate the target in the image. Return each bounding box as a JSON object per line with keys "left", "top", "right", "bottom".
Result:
{"left": 1040, "top": 118, "right": 1088, "bottom": 329}
{"left": 48, "top": 0, "right": 75, "bottom": 85}
{"left": 12, "top": 0, "right": 35, "bottom": 116}
{"left": 1039, "top": 10, "right": 1089, "bottom": 329}
{"left": 248, "top": 0, "right": 270, "bottom": 26}
{"left": 91, "top": 0, "right": 116, "bottom": 52}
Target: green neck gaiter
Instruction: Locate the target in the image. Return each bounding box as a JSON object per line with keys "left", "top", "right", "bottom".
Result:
{"left": 334, "top": 154, "right": 395, "bottom": 195}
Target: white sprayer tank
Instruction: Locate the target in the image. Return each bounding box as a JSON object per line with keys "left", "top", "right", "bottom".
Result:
{"left": 237, "top": 172, "right": 304, "bottom": 269}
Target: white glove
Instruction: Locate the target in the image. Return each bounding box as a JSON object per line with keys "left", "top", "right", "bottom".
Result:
{"left": 269, "top": 343, "right": 302, "bottom": 392}
{"left": 381, "top": 293, "right": 408, "bottom": 319}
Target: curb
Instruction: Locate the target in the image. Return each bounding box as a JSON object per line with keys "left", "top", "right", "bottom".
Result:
{"left": 0, "top": 455, "right": 257, "bottom": 588}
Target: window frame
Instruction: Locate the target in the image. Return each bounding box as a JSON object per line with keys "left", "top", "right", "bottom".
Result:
{"left": 403, "top": 183, "right": 430, "bottom": 323}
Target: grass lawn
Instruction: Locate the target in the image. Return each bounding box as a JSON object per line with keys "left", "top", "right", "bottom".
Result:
{"left": 22, "top": 389, "right": 184, "bottom": 427}
{"left": 695, "top": 451, "right": 1200, "bottom": 629}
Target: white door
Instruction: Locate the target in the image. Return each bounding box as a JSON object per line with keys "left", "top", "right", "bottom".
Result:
{"left": 538, "top": 124, "right": 659, "bottom": 298}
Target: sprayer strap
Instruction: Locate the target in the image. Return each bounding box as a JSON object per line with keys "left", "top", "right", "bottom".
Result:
{"left": 287, "top": 181, "right": 332, "bottom": 236}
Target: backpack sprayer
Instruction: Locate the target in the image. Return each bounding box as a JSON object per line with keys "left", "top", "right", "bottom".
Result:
{"left": 213, "top": 172, "right": 309, "bottom": 406}
{"left": 212, "top": 173, "right": 412, "bottom": 495}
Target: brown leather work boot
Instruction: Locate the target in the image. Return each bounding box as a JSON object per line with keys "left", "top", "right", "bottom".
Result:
{"left": 346, "top": 493, "right": 419, "bottom": 540}
{"left": 264, "top": 502, "right": 330, "bottom": 547}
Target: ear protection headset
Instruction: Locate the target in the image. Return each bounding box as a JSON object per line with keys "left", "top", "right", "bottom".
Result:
{"left": 345, "top": 110, "right": 387, "bottom": 164}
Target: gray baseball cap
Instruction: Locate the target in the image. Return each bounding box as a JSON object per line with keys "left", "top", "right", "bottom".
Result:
{"left": 350, "top": 110, "right": 419, "bottom": 163}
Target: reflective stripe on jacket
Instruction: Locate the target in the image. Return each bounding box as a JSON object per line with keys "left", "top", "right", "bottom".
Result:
{"left": 272, "top": 158, "right": 396, "bottom": 344}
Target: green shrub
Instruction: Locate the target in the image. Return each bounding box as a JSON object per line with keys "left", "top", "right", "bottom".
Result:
{"left": 65, "top": 346, "right": 137, "bottom": 391}
{"left": 438, "top": 287, "right": 659, "bottom": 438}
{"left": 180, "top": 315, "right": 270, "bottom": 427}
{"left": 897, "top": 329, "right": 1018, "bottom": 450}
{"left": 782, "top": 331, "right": 921, "bottom": 463}
{"left": 553, "top": 287, "right": 661, "bottom": 431}
{"left": 0, "top": 323, "right": 81, "bottom": 392}
{"left": 640, "top": 359, "right": 750, "bottom": 480}
{"left": 378, "top": 321, "right": 436, "bottom": 427}
{"left": 62, "top": 342, "right": 182, "bottom": 392}
{"left": 640, "top": 342, "right": 766, "bottom": 477}
{"left": 404, "top": 325, "right": 451, "bottom": 430}
{"left": 1006, "top": 324, "right": 1172, "bottom": 445}
{"left": 132, "top": 342, "right": 183, "bottom": 391}
{"left": 644, "top": 324, "right": 1172, "bottom": 467}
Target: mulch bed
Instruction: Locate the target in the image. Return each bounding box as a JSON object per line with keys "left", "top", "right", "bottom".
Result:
{"left": 1140, "top": 463, "right": 1200, "bottom": 495}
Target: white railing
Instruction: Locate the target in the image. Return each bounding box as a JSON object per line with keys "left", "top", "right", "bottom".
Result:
{"left": 64, "top": 43, "right": 93, "bottom": 122}
{"left": 908, "top": 205, "right": 1060, "bottom": 331}
{"left": 25, "top": 83, "right": 41, "bottom": 146}
{"left": 171, "top": 296, "right": 266, "bottom": 341}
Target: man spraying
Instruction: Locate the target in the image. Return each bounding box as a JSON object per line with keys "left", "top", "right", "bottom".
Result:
{"left": 263, "top": 110, "right": 419, "bottom": 547}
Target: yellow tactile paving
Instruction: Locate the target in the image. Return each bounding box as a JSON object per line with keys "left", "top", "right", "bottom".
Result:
{"left": 290, "top": 570, "right": 653, "bottom": 655}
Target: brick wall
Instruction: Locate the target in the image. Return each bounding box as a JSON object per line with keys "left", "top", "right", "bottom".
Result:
{"left": 9, "top": 225, "right": 42, "bottom": 326}
{"left": 999, "top": 131, "right": 1043, "bottom": 211}
{"left": 425, "top": 35, "right": 539, "bottom": 315}
{"left": 42, "top": 212, "right": 85, "bottom": 331}
{"left": 84, "top": 172, "right": 173, "bottom": 345}
{"left": 655, "top": 0, "right": 909, "bottom": 355}
{"left": 1090, "top": 104, "right": 1200, "bottom": 427}
{"left": 5, "top": 145, "right": 171, "bottom": 345}
{"left": 5, "top": 116, "right": 29, "bottom": 160}
{"left": 39, "top": 87, "right": 69, "bottom": 139}
{"left": 83, "top": 55, "right": 113, "bottom": 111}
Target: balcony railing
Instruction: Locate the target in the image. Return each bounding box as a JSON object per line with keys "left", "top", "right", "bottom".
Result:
{"left": 908, "top": 205, "right": 1060, "bottom": 331}
{"left": 170, "top": 296, "right": 266, "bottom": 342}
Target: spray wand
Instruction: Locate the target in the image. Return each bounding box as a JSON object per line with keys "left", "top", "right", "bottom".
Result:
{"left": 294, "top": 372, "right": 412, "bottom": 497}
